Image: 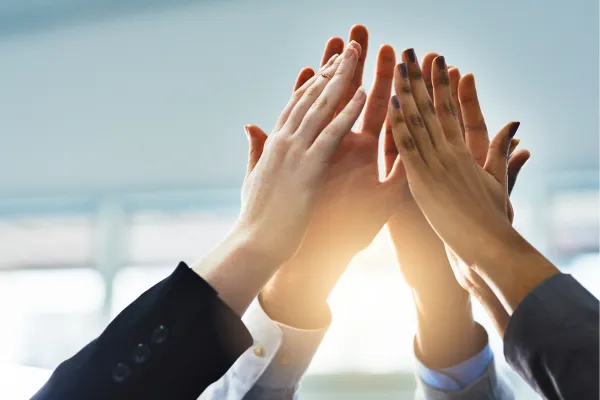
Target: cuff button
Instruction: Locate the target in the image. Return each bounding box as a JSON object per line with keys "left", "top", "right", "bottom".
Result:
{"left": 252, "top": 344, "right": 265, "bottom": 358}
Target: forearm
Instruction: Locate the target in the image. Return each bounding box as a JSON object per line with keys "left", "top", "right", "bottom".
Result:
{"left": 260, "top": 249, "right": 353, "bottom": 329}
{"left": 412, "top": 277, "right": 483, "bottom": 368}
{"left": 192, "top": 227, "right": 281, "bottom": 316}
{"left": 473, "top": 224, "right": 560, "bottom": 315}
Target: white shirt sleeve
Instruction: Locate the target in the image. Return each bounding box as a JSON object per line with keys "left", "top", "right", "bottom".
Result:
{"left": 199, "top": 297, "right": 329, "bottom": 400}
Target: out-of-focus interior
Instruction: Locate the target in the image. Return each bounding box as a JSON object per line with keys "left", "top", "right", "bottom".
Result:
{"left": 0, "top": 0, "right": 597, "bottom": 398}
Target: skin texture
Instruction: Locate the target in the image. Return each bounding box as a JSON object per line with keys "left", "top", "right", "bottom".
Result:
{"left": 387, "top": 53, "right": 560, "bottom": 320}
{"left": 247, "top": 31, "right": 529, "bottom": 365}
{"left": 193, "top": 43, "right": 366, "bottom": 315}
{"left": 245, "top": 26, "right": 408, "bottom": 328}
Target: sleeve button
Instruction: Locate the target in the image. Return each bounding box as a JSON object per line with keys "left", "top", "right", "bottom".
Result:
{"left": 252, "top": 344, "right": 265, "bottom": 357}
{"left": 132, "top": 343, "right": 151, "bottom": 364}
{"left": 151, "top": 325, "right": 169, "bottom": 344}
{"left": 112, "top": 363, "right": 131, "bottom": 383}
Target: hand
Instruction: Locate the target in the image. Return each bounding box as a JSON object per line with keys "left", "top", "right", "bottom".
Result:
{"left": 195, "top": 44, "right": 365, "bottom": 315}
{"left": 385, "top": 50, "right": 530, "bottom": 336}
{"left": 245, "top": 26, "right": 405, "bottom": 326}
{"left": 238, "top": 44, "right": 365, "bottom": 265}
{"left": 387, "top": 54, "right": 559, "bottom": 315}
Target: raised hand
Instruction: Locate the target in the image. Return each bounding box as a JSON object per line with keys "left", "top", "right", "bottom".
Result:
{"left": 238, "top": 44, "right": 365, "bottom": 265}
{"left": 244, "top": 25, "right": 406, "bottom": 325}
{"left": 387, "top": 54, "right": 558, "bottom": 315}
{"left": 384, "top": 50, "right": 530, "bottom": 336}
{"left": 196, "top": 43, "right": 365, "bottom": 315}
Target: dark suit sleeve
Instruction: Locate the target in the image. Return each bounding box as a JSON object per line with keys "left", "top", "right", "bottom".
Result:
{"left": 31, "top": 262, "right": 253, "bottom": 400}
{"left": 503, "top": 273, "right": 599, "bottom": 400}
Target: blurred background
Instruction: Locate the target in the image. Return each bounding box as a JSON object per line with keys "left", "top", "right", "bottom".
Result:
{"left": 0, "top": 0, "right": 597, "bottom": 398}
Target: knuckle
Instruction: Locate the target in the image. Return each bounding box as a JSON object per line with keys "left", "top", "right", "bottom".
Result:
{"left": 464, "top": 120, "right": 488, "bottom": 134}
{"left": 442, "top": 99, "right": 458, "bottom": 117}
{"left": 369, "top": 91, "right": 389, "bottom": 110}
{"left": 400, "top": 83, "right": 412, "bottom": 94}
{"left": 408, "top": 114, "right": 425, "bottom": 128}
{"left": 310, "top": 95, "right": 329, "bottom": 111}
{"left": 420, "top": 99, "right": 436, "bottom": 115}
{"left": 400, "top": 136, "right": 417, "bottom": 151}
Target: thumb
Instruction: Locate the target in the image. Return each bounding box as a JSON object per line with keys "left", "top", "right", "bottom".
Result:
{"left": 483, "top": 122, "right": 520, "bottom": 189}
{"left": 245, "top": 124, "right": 268, "bottom": 178}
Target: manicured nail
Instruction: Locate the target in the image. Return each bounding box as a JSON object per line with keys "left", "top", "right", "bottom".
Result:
{"left": 436, "top": 56, "right": 446, "bottom": 70}
{"left": 399, "top": 63, "right": 408, "bottom": 78}
{"left": 391, "top": 95, "right": 401, "bottom": 109}
{"left": 406, "top": 48, "right": 416, "bottom": 63}
{"left": 508, "top": 122, "right": 520, "bottom": 138}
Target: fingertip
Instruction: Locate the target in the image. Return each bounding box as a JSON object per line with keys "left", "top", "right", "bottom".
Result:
{"left": 378, "top": 44, "right": 396, "bottom": 59}
{"left": 326, "top": 37, "right": 345, "bottom": 49}
{"left": 349, "top": 24, "right": 368, "bottom": 43}
{"left": 459, "top": 73, "right": 475, "bottom": 88}
{"left": 347, "top": 40, "right": 362, "bottom": 57}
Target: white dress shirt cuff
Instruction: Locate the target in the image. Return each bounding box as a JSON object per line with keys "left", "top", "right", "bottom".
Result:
{"left": 234, "top": 296, "right": 330, "bottom": 390}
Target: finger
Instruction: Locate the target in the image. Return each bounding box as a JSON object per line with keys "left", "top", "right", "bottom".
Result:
{"left": 244, "top": 124, "right": 268, "bottom": 177}
{"left": 383, "top": 117, "right": 398, "bottom": 175}
{"left": 335, "top": 25, "right": 369, "bottom": 114}
{"left": 394, "top": 62, "right": 439, "bottom": 165}
{"left": 508, "top": 149, "right": 530, "bottom": 195}
{"left": 421, "top": 52, "right": 439, "bottom": 99}
{"left": 458, "top": 74, "right": 489, "bottom": 166}
{"left": 293, "top": 68, "right": 316, "bottom": 91}
{"left": 387, "top": 95, "right": 427, "bottom": 177}
{"left": 402, "top": 49, "right": 448, "bottom": 149}
{"left": 310, "top": 87, "right": 366, "bottom": 160}
{"left": 361, "top": 44, "right": 396, "bottom": 138}
{"left": 431, "top": 56, "right": 463, "bottom": 143}
{"left": 281, "top": 52, "right": 347, "bottom": 133}
{"left": 448, "top": 67, "right": 464, "bottom": 137}
{"left": 295, "top": 43, "right": 361, "bottom": 142}
{"left": 483, "top": 122, "right": 520, "bottom": 188}
{"left": 320, "top": 37, "right": 344, "bottom": 67}
{"left": 274, "top": 54, "right": 339, "bottom": 131}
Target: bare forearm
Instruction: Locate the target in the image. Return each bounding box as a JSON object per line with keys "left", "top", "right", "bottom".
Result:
{"left": 474, "top": 224, "right": 560, "bottom": 314}
{"left": 192, "top": 228, "right": 280, "bottom": 316}
{"left": 260, "top": 250, "right": 353, "bottom": 329}
{"left": 411, "top": 273, "right": 482, "bottom": 367}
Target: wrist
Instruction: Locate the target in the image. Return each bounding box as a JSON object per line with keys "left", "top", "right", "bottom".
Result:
{"left": 472, "top": 225, "right": 560, "bottom": 314}
{"left": 413, "top": 292, "right": 482, "bottom": 368}
{"left": 192, "top": 227, "right": 282, "bottom": 315}
{"left": 260, "top": 250, "right": 352, "bottom": 329}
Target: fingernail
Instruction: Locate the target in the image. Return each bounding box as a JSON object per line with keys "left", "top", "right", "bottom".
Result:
{"left": 406, "top": 48, "right": 416, "bottom": 63}
{"left": 391, "top": 95, "right": 400, "bottom": 109}
{"left": 399, "top": 63, "right": 408, "bottom": 79}
{"left": 244, "top": 125, "right": 251, "bottom": 140}
{"left": 508, "top": 122, "right": 520, "bottom": 138}
{"left": 436, "top": 56, "right": 446, "bottom": 70}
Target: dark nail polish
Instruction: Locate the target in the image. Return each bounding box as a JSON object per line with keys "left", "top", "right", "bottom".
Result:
{"left": 391, "top": 95, "right": 401, "bottom": 109}
{"left": 406, "top": 48, "right": 416, "bottom": 63}
{"left": 436, "top": 56, "right": 446, "bottom": 70}
{"left": 508, "top": 122, "right": 520, "bottom": 138}
{"left": 399, "top": 63, "right": 408, "bottom": 78}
